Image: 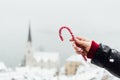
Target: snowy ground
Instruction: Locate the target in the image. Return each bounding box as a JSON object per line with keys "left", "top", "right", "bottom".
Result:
{"left": 0, "top": 55, "right": 119, "bottom": 80}
{"left": 0, "top": 66, "right": 119, "bottom": 80}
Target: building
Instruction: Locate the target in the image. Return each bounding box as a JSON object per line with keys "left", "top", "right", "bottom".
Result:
{"left": 65, "top": 61, "right": 80, "bottom": 75}
{"left": 23, "top": 23, "right": 60, "bottom": 68}
{"left": 64, "top": 54, "right": 88, "bottom": 75}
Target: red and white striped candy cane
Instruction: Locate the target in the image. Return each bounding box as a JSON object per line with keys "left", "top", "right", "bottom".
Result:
{"left": 59, "top": 26, "right": 87, "bottom": 61}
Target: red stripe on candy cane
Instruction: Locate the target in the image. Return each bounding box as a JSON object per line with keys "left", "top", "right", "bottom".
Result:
{"left": 59, "top": 26, "right": 87, "bottom": 61}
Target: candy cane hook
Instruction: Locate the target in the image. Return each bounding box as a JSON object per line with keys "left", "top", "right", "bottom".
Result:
{"left": 59, "top": 26, "right": 87, "bottom": 61}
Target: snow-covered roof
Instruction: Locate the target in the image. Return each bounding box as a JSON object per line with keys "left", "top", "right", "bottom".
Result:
{"left": 66, "top": 54, "right": 86, "bottom": 62}
{"left": 66, "top": 54, "right": 91, "bottom": 62}
{"left": 33, "top": 52, "right": 59, "bottom": 63}
{"left": 66, "top": 54, "right": 92, "bottom": 67}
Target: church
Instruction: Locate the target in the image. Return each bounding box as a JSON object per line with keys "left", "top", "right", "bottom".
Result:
{"left": 23, "top": 24, "right": 60, "bottom": 68}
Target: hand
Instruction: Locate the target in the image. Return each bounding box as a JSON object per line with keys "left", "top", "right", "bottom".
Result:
{"left": 70, "top": 36, "right": 92, "bottom": 56}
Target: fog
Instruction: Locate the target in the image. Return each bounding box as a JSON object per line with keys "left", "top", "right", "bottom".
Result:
{"left": 0, "top": 0, "right": 120, "bottom": 67}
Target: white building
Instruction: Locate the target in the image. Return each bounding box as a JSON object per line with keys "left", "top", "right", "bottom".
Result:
{"left": 23, "top": 24, "right": 60, "bottom": 68}
{"left": 0, "top": 62, "right": 7, "bottom": 72}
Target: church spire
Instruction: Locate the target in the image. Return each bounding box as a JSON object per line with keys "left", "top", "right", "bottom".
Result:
{"left": 28, "top": 22, "right": 32, "bottom": 42}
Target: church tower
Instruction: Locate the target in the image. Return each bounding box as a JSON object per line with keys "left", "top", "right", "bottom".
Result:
{"left": 27, "top": 23, "right": 32, "bottom": 52}
{"left": 25, "top": 23, "right": 35, "bottom": 66}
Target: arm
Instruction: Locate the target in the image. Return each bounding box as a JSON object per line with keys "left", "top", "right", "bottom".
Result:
{"left": 70, "top": 37, "right": 120, "bottom": 78}
{"left": 90, "top": 41, "right": 120, "bottom": 78}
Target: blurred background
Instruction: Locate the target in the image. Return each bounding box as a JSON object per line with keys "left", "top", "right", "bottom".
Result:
{"left": 0, "top": 0, "right": 120, "bottom": 68}
{"left": 0, "top": 0, "right": 120, "bottom": 79}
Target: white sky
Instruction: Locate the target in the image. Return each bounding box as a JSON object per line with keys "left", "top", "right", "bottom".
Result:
{"left": 0, "top": 0, "right": 120, "bottom": 67}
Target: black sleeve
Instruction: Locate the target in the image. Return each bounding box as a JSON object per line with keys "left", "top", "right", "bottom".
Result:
{"left": 91, "top": 44, "right": 120, "bottom": 78}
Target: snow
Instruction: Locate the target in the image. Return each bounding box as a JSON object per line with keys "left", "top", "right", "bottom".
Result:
{"left": 0, "top": 62, "right": 7, "bottom": 72}
{"left": 66, "top": 54, "right": 84, "bottom": 62}
{"left": 66, "top": 54, "right": 91, "bottom": 63}
{"left": 0, "top": 66, "right": 119, "bottom": 80}
{"left": 33, "top": 52, "right": 59, "bottom": 63}
{"left": 109, "top": 59, "right": 114, "bottom": 62}
{"left": 0, "top": 55, "right": 119, "bottom": 80}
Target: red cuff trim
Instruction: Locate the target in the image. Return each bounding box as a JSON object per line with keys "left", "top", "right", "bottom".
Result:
{"left": 87, "top": 41, "right": 99, "bottom": 59}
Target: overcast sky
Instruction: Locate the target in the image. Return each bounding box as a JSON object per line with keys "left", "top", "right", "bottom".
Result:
{"left": 0, "top": 0, "right": 120, "bottom": 67}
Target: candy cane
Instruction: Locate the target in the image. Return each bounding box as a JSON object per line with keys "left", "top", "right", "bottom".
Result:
{"left": 59, "top": 26, "right": 87, "bottom": 61}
